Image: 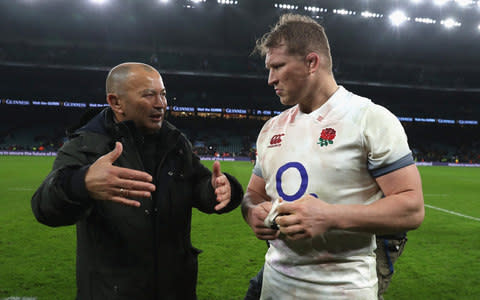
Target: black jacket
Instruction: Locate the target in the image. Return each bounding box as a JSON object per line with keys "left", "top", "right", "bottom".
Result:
{"left": 31, "top": 108, "right": 243, "bottom": 300}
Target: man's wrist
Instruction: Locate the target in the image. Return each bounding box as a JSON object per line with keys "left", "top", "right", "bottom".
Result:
{"left": 65, "top": 165, "right": 92, "bottom": 205}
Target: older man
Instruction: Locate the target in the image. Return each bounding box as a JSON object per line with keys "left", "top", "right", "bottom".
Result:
{"left": 32, "top": 62, "right": 243, "bottom": 299}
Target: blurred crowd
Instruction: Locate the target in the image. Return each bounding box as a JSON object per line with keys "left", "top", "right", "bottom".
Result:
{"left": 1, "top": 114, "right": 478, "bottom": 164}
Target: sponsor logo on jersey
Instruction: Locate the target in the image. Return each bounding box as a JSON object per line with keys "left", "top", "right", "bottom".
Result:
{"left": 317, "top": 128, "right": 336, "bottom": 147}
{"left": 268, "top": 133, "right": 285, "bottom": 148}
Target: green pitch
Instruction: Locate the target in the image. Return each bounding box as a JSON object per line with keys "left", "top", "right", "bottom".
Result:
{"left": 0, "top": 156, "right": 479, "bottom": 299}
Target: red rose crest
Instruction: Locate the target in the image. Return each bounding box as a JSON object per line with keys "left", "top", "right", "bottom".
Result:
{"left": 317, "top": 128, "right": 336, "bottom": 147}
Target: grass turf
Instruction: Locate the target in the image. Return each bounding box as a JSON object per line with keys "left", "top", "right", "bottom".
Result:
{"left": 0, "top": 156, "right": 479, "bottom": 299}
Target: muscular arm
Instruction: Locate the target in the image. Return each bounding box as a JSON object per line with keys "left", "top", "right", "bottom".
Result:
{"left": 241, "top": 174, "right": 279, "bottom": 240}
{"left": 335, "top": 164, "right": 424, "bottom": 234}
{"left": 241, "top": 174, "right": 269, "bottom": 220}
{"left": 276, "top": 164, "right": 424, "bottom": 239}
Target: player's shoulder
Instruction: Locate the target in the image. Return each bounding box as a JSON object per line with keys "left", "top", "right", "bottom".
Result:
{"left": 365, "top": 101, "right": 398, "bottom": 123}
{"left": 334, "top": 89, "right": 374, "bottom": 124}
{"left": 344, "top": 89, "right": 396, "bottom": 122}
{"left": 358, "top": 101, "right": 403, "bottom": 135}
{"left": 347, "top": 90, "right": 374, "bottom": 111}
{"left": 260, "top": 106, "right": 298, "bottom": 133}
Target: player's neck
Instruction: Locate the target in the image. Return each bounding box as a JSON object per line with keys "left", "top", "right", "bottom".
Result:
{"left": 299, "top": 76, "right": 338, "bottom": 114}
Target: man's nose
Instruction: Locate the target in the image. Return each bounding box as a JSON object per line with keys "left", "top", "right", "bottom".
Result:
{"left": 268, "top": 70, "right": 277, "bottom": 86}
{"left": 153, "top": 95, "right": 167, "bottom": 108}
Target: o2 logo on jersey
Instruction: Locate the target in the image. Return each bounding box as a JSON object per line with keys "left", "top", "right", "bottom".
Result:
{"left": 268, "top": 133, "right": 285, "bottom": 148}
{"left": 275, "top": 162, "right": 308, "bottom": 201}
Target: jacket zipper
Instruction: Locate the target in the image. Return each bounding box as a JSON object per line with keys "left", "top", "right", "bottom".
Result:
{"left": 152, "top": 130, "right": 181, "bottom": 299}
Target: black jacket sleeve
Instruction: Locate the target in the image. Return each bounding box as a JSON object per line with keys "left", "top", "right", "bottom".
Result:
{"left": 31, "top": 138, "right": 95, "bottom": 227}
{"left": 190, "top": 153, "right": 244, "bottom": 214}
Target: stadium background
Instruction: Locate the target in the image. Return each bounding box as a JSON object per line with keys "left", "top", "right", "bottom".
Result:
{"left": 0, "top": 0, "right": 479, "bottom": 299}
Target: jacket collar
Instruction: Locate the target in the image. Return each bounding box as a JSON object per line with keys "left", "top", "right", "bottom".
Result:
{"left": 73, "top": 107, "right": 182, "bottom": 148}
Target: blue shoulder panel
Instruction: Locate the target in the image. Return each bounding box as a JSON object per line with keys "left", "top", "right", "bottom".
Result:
{"left": 369, "top": 153, "right": 415, "bottom": 178}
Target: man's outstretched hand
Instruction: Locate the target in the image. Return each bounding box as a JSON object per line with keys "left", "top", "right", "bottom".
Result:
{"left": 85, "top": 142, "right": 156, "bottom": 207}
{"left": 211, "top": 160, "right": 232, "bottom": 211}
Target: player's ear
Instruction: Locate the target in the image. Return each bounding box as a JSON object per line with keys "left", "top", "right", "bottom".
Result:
{"left": 305, "top": 52, "right": 320, "bottom": 74}
{"left": 107, "top": 93, "right": 125, "bottom": 116}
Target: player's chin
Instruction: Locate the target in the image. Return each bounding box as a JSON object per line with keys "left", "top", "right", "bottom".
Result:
{"left": 279, "top": 96, "right": 294, "bottom": 106}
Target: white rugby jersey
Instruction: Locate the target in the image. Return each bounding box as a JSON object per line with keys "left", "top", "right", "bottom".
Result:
{"left": 254, "top": 86, "right": 413, "bottom": 299}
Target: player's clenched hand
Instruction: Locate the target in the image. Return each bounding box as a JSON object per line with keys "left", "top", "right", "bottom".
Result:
{"left": 211, "top": 161, "right": 232, "bottom": 211}
{"left": 85, "top": 142, "right": 156, "bottom": 207}
{"left": 247, "top": 201, "right": 280, "bottom": 240}
{"left": 275, "top": 194, "right": 332, "bottom": 240}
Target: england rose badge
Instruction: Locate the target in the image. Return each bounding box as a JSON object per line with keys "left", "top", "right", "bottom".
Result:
{"left": 317, "top": 128, "right": 336, "bottom": 147}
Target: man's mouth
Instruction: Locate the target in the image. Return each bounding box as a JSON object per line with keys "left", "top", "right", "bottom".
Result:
{"left": 150, "top": 114, "right": 163, "bottom": 121}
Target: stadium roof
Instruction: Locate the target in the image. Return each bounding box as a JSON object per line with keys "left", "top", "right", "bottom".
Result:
{"left": 1, "top": 0, "right": 479, "bottom": 68}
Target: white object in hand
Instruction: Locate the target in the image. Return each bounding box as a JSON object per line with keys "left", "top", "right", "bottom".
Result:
{"left": 264, "top": 198, "right": 283, "bottom": 229}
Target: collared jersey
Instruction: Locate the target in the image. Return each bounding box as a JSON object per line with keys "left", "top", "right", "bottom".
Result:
{"left": 254, "top": 86, "right": 413, "bottom": 299}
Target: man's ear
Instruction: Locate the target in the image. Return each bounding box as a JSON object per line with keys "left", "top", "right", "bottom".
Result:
{"left": 107, "top": 93, "right": 124, "bottom": 116}
{"left": 305, "top": 52, "right": 320, "bottom": 74}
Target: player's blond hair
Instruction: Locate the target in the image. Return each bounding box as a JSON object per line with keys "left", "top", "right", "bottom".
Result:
{"left": 254, "top": 14, "right": 333, "bottom": 72}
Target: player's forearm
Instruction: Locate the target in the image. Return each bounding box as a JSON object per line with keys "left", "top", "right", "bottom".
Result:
{"left": 241, "top": 189, "right": 269, "bottom": 222}
{"left": 331, "top": 191, "right": 424, "bottom": 235}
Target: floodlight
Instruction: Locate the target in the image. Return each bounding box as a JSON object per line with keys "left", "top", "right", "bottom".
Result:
{"left": 90, "top": 0, "right": 108, "bottom": 4}
{"left": 415, "top": 17, "right": 437, "bottom": 24}
{"left": 159, "top": 0, "right": 169, "bottom": 3}
{"left": 333, "top": 9, "right": 356, "bottom": 16}
{"left": 218, "top": 0, "right": 238, "bottom": 4}
{"left": 389, "top": 10, "right": 409, "bottom": 26}
{"left": 361, "top": 11, "right": 383, "bottom": 18}
{"left": 441, "top": 18, "right": 461, "bottom": 28}
{"left": 478, "top": 24, "right": 480, "bottom": 31}
{"left": 275, "top": 3, "right": 298, "bottom": 10}
{"left": 410, "top": 0, "right": 423, "bottom": 3}
{"left": 304, "top": 6, "right": 327, "bottom": 13}
{"left": 433, "top": 0, "right": 450, "bottom": 6}
{"left": 454, "top": 0, "right": 473, "bottom": 7}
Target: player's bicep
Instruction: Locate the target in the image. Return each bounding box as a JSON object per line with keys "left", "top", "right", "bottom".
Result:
{"left": 375, "top": 164, "right": 423, "bottom": 204}
{"left": 375, "top": 164, "right": 424, "bottom": 228}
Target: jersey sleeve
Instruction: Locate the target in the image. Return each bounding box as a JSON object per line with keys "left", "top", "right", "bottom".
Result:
{"left": 252, "top": 159, "right": 263, "bottom": 178}
{"left": 363, "top": 104, "right": 414, "bottom": 178}
{"left": 253, "top": 117, "right": 276, "bottom": 179}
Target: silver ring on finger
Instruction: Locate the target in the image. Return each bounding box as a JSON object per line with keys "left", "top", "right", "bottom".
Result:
{"left": 120, "top": 188, "right": 128, "bottom": 197}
